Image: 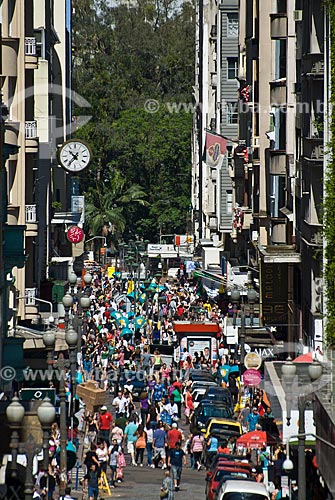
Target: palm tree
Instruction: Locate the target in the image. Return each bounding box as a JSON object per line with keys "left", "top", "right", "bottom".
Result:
{"left": 84, "top": 169, "right": 148, "bottom": 241}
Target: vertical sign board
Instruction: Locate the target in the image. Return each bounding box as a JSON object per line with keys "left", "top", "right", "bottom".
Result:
{"left": 261, "top": 262, "right": 288, "bottom": 325}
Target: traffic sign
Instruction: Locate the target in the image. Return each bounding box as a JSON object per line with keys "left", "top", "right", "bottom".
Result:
{"left": 244, "top": 351, "right": 262, "bottom": 370}
{"left": 243, "top": 368, "right": 262, "bottom": 387}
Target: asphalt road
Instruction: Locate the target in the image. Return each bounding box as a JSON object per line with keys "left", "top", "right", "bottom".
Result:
{"left": 110, "top": 462, "right": 207, "bottom": 500}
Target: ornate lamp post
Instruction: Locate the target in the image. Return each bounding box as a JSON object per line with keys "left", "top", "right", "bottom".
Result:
{"left": 6, "top": 397, "right": 55, "bottom": 500}
{"left": 43, "top": 329, "right": 55, "bottom": 376}
{"left": 62, "top": 293, "right": 73, "bottom": 329}
{"left": 281, "top": 359, "right": 323, "bottom": 500}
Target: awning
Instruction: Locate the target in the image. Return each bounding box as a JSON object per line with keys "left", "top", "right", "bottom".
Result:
{"left": 51, "top": 212, "right": 81, "bottom": 225}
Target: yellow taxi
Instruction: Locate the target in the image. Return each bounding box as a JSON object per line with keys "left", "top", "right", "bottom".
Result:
{"left": 203, "top": 418, "right": 242, "bottom": 439}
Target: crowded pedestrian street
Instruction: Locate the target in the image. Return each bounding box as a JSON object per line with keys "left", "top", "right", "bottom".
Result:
{"left": 12, "top": 264, "right": 322, "bottom": 500}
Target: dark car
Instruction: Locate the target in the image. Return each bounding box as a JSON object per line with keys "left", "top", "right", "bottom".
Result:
{"left": 189, "top": 369, "right": 216, "bottom": 382}
{"left": 190, "top": 400, "right": 234, "bottom": 433}
{"left": 204, "top": 387, "right": 233, "bottom": 409}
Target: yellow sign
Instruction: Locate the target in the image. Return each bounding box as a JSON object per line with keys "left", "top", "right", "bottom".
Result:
{"left": 107, "top": 266, "right": 115, "bottom": 278}
{"left": 127, "top": 280, "right": 134, "bottom": 294}
{"left": 244, "top": 352, "right": 262, "bottom": 370}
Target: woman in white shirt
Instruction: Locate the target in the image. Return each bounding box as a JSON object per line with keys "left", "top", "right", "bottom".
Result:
{"left": 96, "top": 439, "right": 108, "bottom": 473}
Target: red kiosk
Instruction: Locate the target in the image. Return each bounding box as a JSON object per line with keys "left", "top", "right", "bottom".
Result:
{"left": 173, "top": 321, "right": 221, "bottom": 365}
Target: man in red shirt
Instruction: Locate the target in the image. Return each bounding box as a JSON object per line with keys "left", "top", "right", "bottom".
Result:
{"left": 98, "top": 405, "right": 113, "bottom": 443}
{"left": 167, "top": 423, "right": 183, "bottom": 450}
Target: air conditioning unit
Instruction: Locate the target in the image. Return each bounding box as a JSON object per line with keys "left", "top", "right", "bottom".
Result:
{"left": 293, "top": 10, "right": 302, "bottom": 22}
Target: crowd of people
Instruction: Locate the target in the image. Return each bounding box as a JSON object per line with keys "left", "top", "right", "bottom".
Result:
{"left": 31, "top": 265, "right": 288, "bottom": 500}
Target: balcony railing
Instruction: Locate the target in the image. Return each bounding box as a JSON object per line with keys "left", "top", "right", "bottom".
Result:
{"left": 25, "top": 121, "right": 37, "bottom": 139}
{"left": 25, "top": 288, "right": 37, "bottom": 306}
{"left": 24, "top": 37, "right": 37, "bottom": 56}
{"left": 25, "top": 204, "right": 37, "bottom": 223}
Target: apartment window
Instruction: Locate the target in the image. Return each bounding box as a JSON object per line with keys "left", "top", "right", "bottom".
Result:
{"left": 226, "top": 102, "right": 238, "bottom": 125}
{"left": 227, "top": 190, "right": 233, "bottom": 213}
{"left": 33, "top": 29, "right": 46, "bottom": 59}
{"left": 227, "top": 58, "right": 238, "bottom": 80}
{"left": 227, "top": 13, "right": 238, "bottom": 37}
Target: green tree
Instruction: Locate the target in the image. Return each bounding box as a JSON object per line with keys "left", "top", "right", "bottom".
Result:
{"left": 72, "top": 0, "right": 194, "bottom": 242}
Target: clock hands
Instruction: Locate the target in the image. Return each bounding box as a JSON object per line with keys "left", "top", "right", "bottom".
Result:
{"left": 68, "top": 151, "right": 79, "bottom": 166}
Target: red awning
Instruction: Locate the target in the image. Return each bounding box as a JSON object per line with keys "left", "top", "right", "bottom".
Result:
{"left": 173, "top": 321, "right": 221, "bottom": 334}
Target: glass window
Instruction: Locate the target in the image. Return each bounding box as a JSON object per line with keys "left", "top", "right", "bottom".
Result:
{"left": 227, "top": 191, "right": 233, "bottom": 213}
{"left": 227, "top": 13, "right": 238, "bottom": 37}
{"left": 227, "top": 58, "right": 238, "bottom": 80}
{"left": 226, "top": 102, "right": 238, "bottom": 125}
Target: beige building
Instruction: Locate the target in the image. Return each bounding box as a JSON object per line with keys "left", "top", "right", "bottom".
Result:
{"left": 1, "top": 0, "right": 73, "bottom": 325}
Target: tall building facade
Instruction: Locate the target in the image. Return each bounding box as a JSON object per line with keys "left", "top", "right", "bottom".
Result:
{"left": 192, "top": 0, "right": 239, "bottom": 268}
{"left": 0, "top": 0, "right": 73, "bottom": 326}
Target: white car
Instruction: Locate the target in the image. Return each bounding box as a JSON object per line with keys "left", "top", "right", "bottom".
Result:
{"left": 192, "top": 388, "right": 207, "bottom": 409}
{"left": 217, "top": 480, "right": 270, "bottom": 500}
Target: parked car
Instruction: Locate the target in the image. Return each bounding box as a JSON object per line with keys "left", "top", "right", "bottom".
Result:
{"left": 191, "top": 380, "right": 218, "bottom": 391}
{"left": 203, "top": 418, "right": 242, "bottom": 440}
{"left": 190, "top": 401, "right": 233, "bottom": 433}
{"left": 206, "top": 466, "right": 252, "bottom": 500}
{"left": 192, "top": 388, "right": 207, "bottom": 409}
{"left": 189, "top": 369, "right": 216, "bottom": 382}
{"left": 217, "top": 480, "right": 270, "bottom": 500}
{"left": 204, "top": 387, "right": 233, "bottom": 409}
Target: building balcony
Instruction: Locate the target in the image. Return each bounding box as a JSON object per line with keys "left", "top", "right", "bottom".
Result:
{"left": 270, "top": 79, "right": 287, "bottom": 106}
{"left": 302, "top": 53, "right": 324, "bottom": 79}
{"left": 5, "top": 121, "right": 19, "bottom": 148}
{"left": 242, "top": 208, "right": 252, "bottom": 230}
{"left": 270, "top": 13, "right": 287, "bottom": 39}
{"left": 271, "top": 218, "right": 287, "bottom": 244}
{"left": 303, "top": 137, "right": 323, "bottom": 162}
{"left": 208, "top": 216, "right": 218, "bottom": 230}
{"left": 2, "top": 37, "right": 18, "bottom": 77}
{"left": 25, "top": 204, "right": 38, "bottom": 235}
{"left": 25, "top": 121, "right": 39, "bottom": 153}
{"left": 300, "top": 219, "right": 323, "bottom": 246}
{"left": 24, "top": 37, "right": 38, "bottom": 69}
{"left": 25, "top": 204, "right": 37, "bottom": 223}
{"left": 268, "top": 150, "right": 286, "bottom": 175}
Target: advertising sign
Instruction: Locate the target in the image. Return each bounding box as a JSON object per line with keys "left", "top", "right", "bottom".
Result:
{"left": 187, "top": 338, "right": 211, "bottom": 358}
{"left": 243, "top": 369, "right": 261, "bottom": 387}
{"left": 261, "top": 262, "right": 288, "bottom": 324}
{"left": 67, "top": 225, "right": 84, "bottom": 244}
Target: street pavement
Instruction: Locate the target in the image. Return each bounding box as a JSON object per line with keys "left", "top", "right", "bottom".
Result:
{"left": 68, "top": 387, "right": 207, "bottom": 500}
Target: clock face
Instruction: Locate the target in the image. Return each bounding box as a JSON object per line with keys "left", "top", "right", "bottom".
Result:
{"left": 58, "top": 140, "right": 92, "bottom": 173}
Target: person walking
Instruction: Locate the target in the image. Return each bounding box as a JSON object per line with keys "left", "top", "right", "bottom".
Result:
{"left": 123, "top": 416, "right": 138, "bottom": 466}
{"left": 160, "top": 470, "right": 174, "bottom": 500}
{"left": 167, "top": 441, "right": 186, "bottom": 492}
{"left": 206, "top": 432, "right": 218, "bottom": 469}
{"left": 191, "top": 431, "right": 205, "bottom": 471}
{"left": 146, "top": 423, "right": 154, "bottom": 467}
{"left": 84, "top": 463, "right": 100, "bottom": 500}
{"left": 167, "top": 423, "right": 183, "bottom": 451}
{"left": 98, "top": 405, "right": 113, "bottom": 443}
{"left": 134, "top": 424, "right": 147, "bottom": 466}
{"left": 153, "top": 420, "right": 167, "bottom": 469}
{"left": 108, "top": 439, "right": 120, "bottom": 488}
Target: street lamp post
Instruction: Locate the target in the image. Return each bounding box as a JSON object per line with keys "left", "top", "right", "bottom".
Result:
{"left": 281, "top": 359, "right": 323, "bottom": 500}
{"left": 62, "top": 293, "right": 73, "bottom": 329}
{"left": 6, "top": 397, "right": 55, "bottom": 500}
